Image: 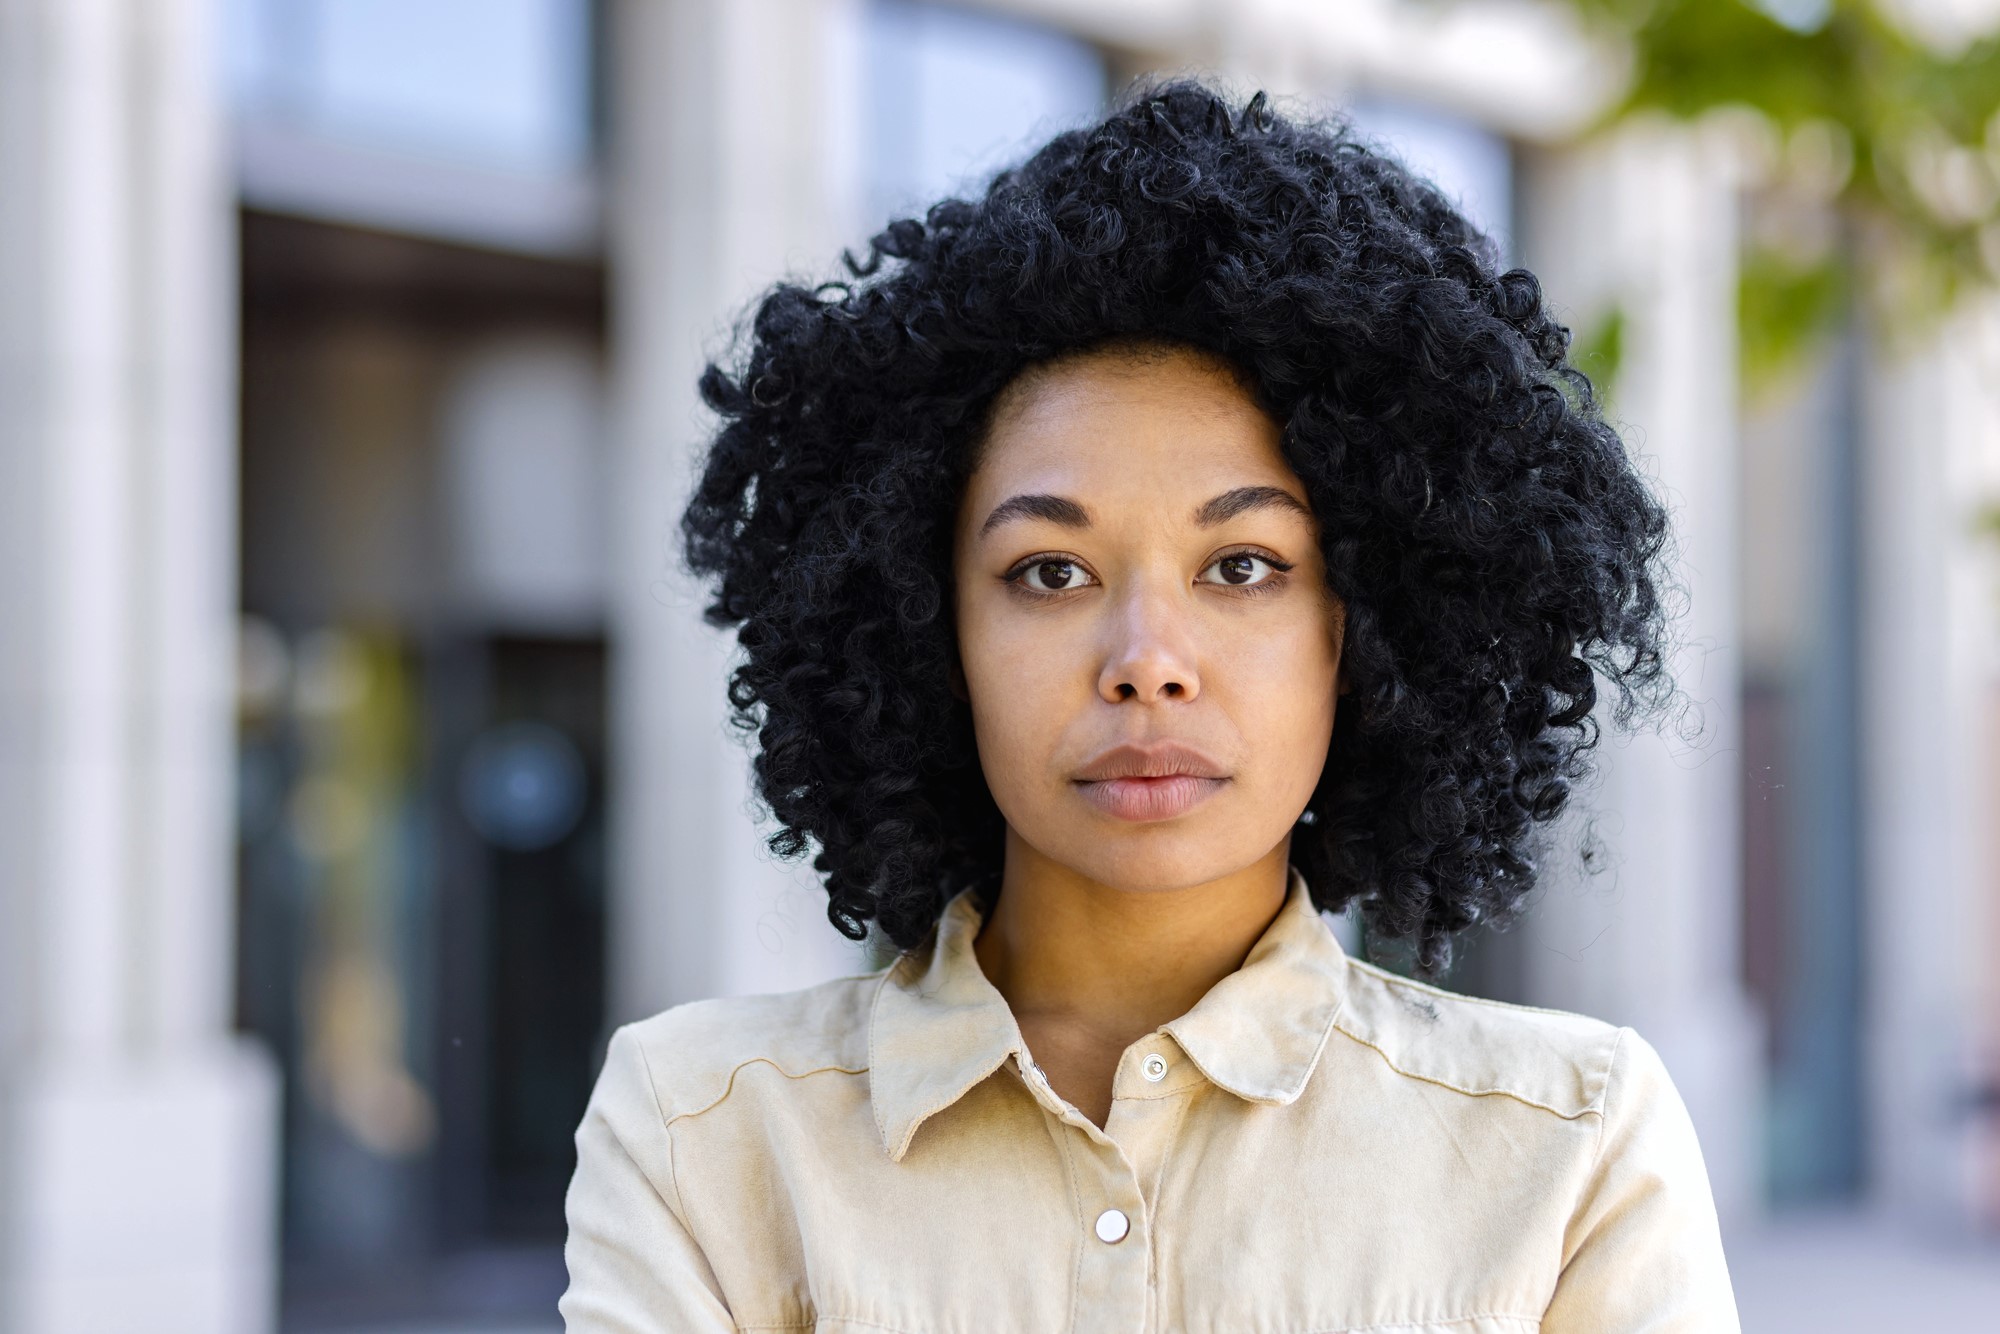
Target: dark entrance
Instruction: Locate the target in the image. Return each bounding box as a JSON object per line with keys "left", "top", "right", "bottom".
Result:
{"left": 233, "top": 209, "right": 609, "bottom": 1328}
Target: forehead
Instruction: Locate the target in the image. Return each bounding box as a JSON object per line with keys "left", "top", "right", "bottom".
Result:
{"left": 968, "top": 347, "right": 1293, "bottom": 507}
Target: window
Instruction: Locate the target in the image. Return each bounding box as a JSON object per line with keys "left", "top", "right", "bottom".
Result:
{"left": 863, "top": 0, "right": 1106, "bottom": 226}
{"left": 224, "top": 0, "right": 598, "bottom": 254}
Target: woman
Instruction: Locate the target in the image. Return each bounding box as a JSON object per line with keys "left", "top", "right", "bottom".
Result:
{"left": 561, "top": 80, "right": 1740, "bottom": 1332}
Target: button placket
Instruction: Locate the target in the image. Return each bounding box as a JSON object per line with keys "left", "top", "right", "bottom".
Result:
{"left": 1021, "top": 1050, "right": 1156, "bottom": 1328}
{"left": 1067, "top": 1135, "right": 1150, "bottom": 1333}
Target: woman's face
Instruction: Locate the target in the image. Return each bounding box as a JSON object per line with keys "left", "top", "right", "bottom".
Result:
{"left": 951, "top": 344, "right": 1346, "bottom": 894}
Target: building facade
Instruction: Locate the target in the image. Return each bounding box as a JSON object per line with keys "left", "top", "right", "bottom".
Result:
{"left": 3, "top": 1, "right": 1997, "bottom": 1329}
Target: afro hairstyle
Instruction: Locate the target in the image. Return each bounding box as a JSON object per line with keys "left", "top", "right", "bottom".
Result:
{"left": 679, "top": 77, "right": 1676, "bottom": 978}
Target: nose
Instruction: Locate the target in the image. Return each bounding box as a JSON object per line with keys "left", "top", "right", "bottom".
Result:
{"left": 1096, "top": 576, "right": 1201, "bottom": 704}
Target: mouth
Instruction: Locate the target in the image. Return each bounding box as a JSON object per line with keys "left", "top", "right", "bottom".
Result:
{"left": 1070, "top": 740, "right": 1231, "bottom": 823}
{"left": 1073, "top": 773, "right": 1228, "bottom": 823}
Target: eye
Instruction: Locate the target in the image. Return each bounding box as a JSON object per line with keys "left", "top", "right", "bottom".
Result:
{"left": 1008, "top": 557, "right": 1097, "bottom": 594}
{"left": 1198, "top": 550, "right": 1292, "bottom": 590}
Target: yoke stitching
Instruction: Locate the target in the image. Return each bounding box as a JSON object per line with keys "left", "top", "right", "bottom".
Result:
{"left": 664, "top": 1055, "right": 868, "bottom": 1129}
{"left": 1329, "top": 1020, "right": 1601, "bottom": 1120}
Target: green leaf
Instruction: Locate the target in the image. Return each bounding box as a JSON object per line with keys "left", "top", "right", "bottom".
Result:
{"left": 1739, "top": 246, "right": 1847, "bottom": 391}
{"left": 1569, "top": 303, "right": 1627, "bottom": 406}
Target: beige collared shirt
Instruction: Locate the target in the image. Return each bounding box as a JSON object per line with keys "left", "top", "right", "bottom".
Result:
{"left": 561, "top": 866, "right": 1740, "bottom": 1332}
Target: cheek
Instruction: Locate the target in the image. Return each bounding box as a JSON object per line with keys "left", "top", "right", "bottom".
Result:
{"left": 955, "top": 603, "right": 1080, "bottom": 777}
{"left": 1220, "top": 608, "right": 1342, "bottom": 775}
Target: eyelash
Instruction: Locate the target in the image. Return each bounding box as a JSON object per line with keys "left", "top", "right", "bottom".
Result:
{"left": 1000, "top": 548, "right": 1297, "bottom": 600}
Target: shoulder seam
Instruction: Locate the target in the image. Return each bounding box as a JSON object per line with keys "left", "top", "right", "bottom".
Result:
{"left": 1344, "top": 956, "right": 1613, "bottom": 1024}
{"left": 1328, "top": 1018, "right": 1601, "bottom": 1120}
{"left": 626, "top": 1026, "right": 697, "bottom": 1231}
{"left": 868, "top": 967, "right": 894, "bottom": 1149}
{"left": 1591, "top": 1025, "right": 1630, "bottom": 1138}
{"left": 1559, "top": 1025, "right": 1629, "bottom": 1271}
{"left": 825, "top": 966, "right": 898, "bottom": 986}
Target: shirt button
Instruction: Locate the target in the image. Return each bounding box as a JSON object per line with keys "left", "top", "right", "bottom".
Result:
{"left": 1094, "top": 1208, "right": 1130, "bottom": 1244}
{"left": 1141, "top": 1053, "right": 1168, "bottom": 1082}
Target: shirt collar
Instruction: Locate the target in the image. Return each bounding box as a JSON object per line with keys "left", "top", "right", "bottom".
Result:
{"left": 868, "top": 888, "right": 1028, "bottom": 1163}
{"left": 868, "top": 863, "right": 1350, "bottom": 1161}
{"left": 1160, "top": 863, "right": 1350, "bottom": 1102}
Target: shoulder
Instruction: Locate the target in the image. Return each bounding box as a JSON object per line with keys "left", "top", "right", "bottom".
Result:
{"left": 1330, "top": 956, "right": 1628, "bottom": 1120}
{"left": 605, "top": 970, "right": 887, "bottom": 1126}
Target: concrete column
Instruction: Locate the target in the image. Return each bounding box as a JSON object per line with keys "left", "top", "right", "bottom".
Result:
{"left": 1858, "top": 295, "right": 2000, "bottom": 1229}
{"left": 605, "top": 0, "right": 872, "bottom": 1024}
{"left": 0, "top": 2, "right": 278, "bottom": 1332}
{"left": 1513, "top": 118, "right": 1766, "bottom": 1226}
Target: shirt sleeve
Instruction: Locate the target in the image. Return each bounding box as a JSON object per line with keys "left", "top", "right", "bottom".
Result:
{"left": 560, "top": 1023, "right": 736, "bottom": 1332}
{"left": 1541, "top": 1025, "right": 1742, "bottom": 1333}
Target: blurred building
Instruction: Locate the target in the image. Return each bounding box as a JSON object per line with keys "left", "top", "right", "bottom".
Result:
{"left": 2, "top": 1, "right": 1998, "bottom": 1331}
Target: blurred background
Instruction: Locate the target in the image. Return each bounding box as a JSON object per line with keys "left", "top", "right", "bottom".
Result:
{"left": 3, "top": 0, "right": 1999, "bottom": 1330}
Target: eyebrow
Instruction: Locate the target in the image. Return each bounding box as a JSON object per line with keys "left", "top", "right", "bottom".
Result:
{"left": 978, "top": 492, "right": 1091, "bottom": 536}
{"left": 977, "top": 484, "right": 1314, "bottom": 538}
{"left": 1192, "top": 485, "right": 1316, "bottom": 529}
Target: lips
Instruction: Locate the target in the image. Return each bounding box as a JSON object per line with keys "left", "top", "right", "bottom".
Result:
{"left": 1072, "top": 741, "right": 1229, "bottom": 822}
{"left": 1073, "top": 741, "right": 1228, "bottom": 782}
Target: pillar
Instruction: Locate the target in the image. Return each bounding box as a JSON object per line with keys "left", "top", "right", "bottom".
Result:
{"left": 0, "top": 1, "right": 278, "bottom": 1331}
{"left": 1512, "top": 117, "right": 1767, "bottom": 1226}
{"left": 605, "top": 0, "right": 872, "bottom": 1024}
{"left": 1858, "top": 294, "right": 2000, "bottom": 1229}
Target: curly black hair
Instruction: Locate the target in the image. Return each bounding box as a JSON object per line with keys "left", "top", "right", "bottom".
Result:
{"left": 680, "top": 77, "right": 1675, "bottom": 978}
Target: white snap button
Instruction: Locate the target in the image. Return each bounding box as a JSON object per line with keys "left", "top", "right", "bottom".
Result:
{"left": 1141, "top": 1053, "right": 1168, "bottom": 1083}
{"left": 1094, "top": 1208, "right": 1130, "bottom": 1244}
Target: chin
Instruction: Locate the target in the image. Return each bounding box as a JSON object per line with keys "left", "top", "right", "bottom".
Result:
{"left": 1044, "top": 824, "right": 1276, "bottom": 894}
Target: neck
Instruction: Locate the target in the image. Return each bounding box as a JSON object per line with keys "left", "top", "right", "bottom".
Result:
{"left": 973, "top": 832, "right": 1292, "bottom": 1060}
